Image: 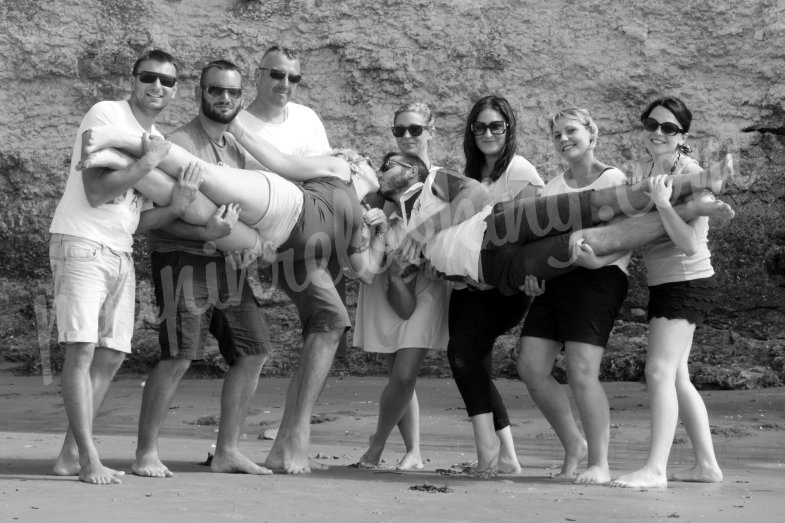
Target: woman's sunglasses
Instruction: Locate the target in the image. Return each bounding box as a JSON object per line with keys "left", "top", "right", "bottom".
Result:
{"left": 391, "top": 125, "right": 428, "bottom": 138}
{"left": 135, "top": 72, "right": 177, "bottom": 88}
{"left": 471, "top": 121, "right": 507, "bottom": 136}
{"left": 642, "top": 117, "right": 684, "bottom": 136}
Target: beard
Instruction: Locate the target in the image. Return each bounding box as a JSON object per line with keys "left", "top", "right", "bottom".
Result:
{"left": 201, "top": 96, "right": 241, "bottom": 124}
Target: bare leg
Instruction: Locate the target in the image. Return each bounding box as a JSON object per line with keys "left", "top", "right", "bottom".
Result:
{"left": 668, "top": 340, "right": 723, "bottom": 483}
{"left": 211, "top": 353, "right": 272, "bottom": 474}
{"left": 131, "top": 358, "right": 190, "bottom": 478}
{"left": 565, "top": 342, "right": 611, "bottom": 484}
{"left": 396, "top": 389, "right": 424, "bottom": 470}
{"left": 518, "top": 337, "right": 587, "bottom": 478}
{"left": 496, "top": 425, "right": 523, "bottom": 474}
{"left": 265, "top": 329, "right": 342, "bottom": 474}
{"left": 589, "top": 154, "right": 734, "bottom": 222}
{"left": 579, "top": 199, "right": 735, "bottom": 258}
{"left": 58, "top": 344, "right": 125, "bottom": 485}
{"left": 611, "top": 318, "right": 694, "bottom": 488}
{"left": 471, "top": 413, "right": 500, "bottom": 477}
{"left": 359, "top": 349, "right": 427, "bottom": 469}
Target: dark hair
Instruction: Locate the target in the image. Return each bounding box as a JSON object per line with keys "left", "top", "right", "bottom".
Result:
{"left": 261, "top": 45, "right": 300, "bottom": 62}
{"left": 463, "top": 95, "right": 518, "bottom": 183}
{"left": 640, "top": 97, "right": 692, "bottom": 133}
{"left": 200, "top": 60, "right": 241, "bottom": 85}
{"left": 132, "top": 49, "right": 178, "bottom": 76}
{"left": 381, "top": 151, "right": 429, "bottom": 182}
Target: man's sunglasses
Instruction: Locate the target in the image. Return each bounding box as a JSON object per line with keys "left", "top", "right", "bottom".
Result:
{"left": 202, "top": 85, "right": 243, "bottom": 99}
{"left": 391, "top": 125, "right": 428, "bottom": 138}
{"left": 470, "top": 121, "right": 507, "bottom": 136}
{"left": 380, "top": 158, "right": 413, "bottom": 172}
{"left": 259, "top": 67, "right": 302, "bottom": 84}
{"left": 134, "top": 72, "right": 177, "bottom": 88}
{"left": 642, "top": 118, "right": 684, "bottom": 136}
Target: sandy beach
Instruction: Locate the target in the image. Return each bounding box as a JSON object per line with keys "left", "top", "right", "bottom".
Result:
{"left": 1, "top": 374, "right": 782, "bottom": 522}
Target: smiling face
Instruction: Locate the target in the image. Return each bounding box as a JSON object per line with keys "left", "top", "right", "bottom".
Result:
{"left": 256, "top": 51, "right": 300, "bottom": 110}
{"left": 199, "top": 68, "right": 243, "bottom": 124}
{"left": 394, "top": 111, "right": 432, "bottom": 160}
{"left": 376, "top": 156, "right": 414, "bottom": 200}
{"left": 551, "top": 116, "right": 593, "bottom": 162}
{"left": 643, "top": 105, "right": 686, "bottom": 158}
{"left": 473, "top": 108, "right": 507, "bottom": 159}
{"left": 129, "top": 59, "right": 177, "bottom": 115}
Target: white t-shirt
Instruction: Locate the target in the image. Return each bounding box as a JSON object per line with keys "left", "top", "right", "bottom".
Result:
{"left": 543, "top": 167, "right": 631, "bottom": 274}
{"left": 238, "top": 102, "right": 330, "bottom": 169}
{"left": 354, "top": 173, "right": 451, "bottom": 353}
{"left": 483, "top": 155, "right": 544, "bottom": 204}
{"left": 49, "top": 100, "right": 158, "bottom": 252}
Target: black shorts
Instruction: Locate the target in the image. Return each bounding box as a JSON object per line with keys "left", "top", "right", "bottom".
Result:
{"left": 521, "top": 265, "right": 629, "bottom": 347}
{"left": 152, "top": 251, "right": 272, "bottom": 364}
{"left": 647, "top": 276, "right": 718, "bottom": 327}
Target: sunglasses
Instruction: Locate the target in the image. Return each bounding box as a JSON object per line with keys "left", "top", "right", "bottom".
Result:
{"left": 202, "top": 85, "right": 243, "bottom": 99}
{"left": 259, "top": 67, "right": 302, "bottom": 84}
{"left": 642, "top": 117, "right": 684, "bottom": 136}
{"left": 391, "top": 125, "right": 428, "bottom": 138}
{"left": 380, "top": 158, "right": 413, "bottom": 172}
{"left": 135, "top": 72, "right": 177, "bottom": 88}
{"left": 471, "top": 121, "right": 507, "bottom": 136}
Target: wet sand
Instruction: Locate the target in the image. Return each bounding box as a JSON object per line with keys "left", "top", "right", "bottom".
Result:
{"left": 1, "top": 375, "right": 783, "bottom": 522}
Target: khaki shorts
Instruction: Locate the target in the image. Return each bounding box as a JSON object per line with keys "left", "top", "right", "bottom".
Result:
{"left": 49, "top": 234, "right": 135, "bottom": 353}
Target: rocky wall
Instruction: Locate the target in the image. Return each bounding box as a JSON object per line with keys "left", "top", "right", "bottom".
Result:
{"left": 1, "top": 0, "right": 784, "bottom": 335}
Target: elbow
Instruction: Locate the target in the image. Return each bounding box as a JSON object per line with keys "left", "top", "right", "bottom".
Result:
{"left": 681, "top": 245, "right": 698, "bottom": 257}
{"left": 85, "top": 191, "right": 105, "bottom": 208}
{"left": 394, "top": 305, "right": 415, "bottom": 320}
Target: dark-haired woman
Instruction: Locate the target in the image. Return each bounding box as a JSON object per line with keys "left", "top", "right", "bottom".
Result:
{"left": 611, "top": 97, "right": 723, "bottom": 488}
{"left": 447, "top": 95, "right": 543, "bottom": 476}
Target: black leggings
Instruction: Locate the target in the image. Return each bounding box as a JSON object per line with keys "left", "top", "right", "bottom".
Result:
{"left": 447, "top": 287, "right": 531, "bottom": 431}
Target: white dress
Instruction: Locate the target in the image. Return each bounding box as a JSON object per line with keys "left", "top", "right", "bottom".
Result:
{"left": 354, "top": 170, "right": 451, "bottom": 353}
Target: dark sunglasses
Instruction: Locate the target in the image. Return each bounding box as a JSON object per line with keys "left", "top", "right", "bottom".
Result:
{"left": 202, "top": 85, "right": 243, "bottom": 99}
{"left": 391, "top": 125, "right": 428, "bottom": 138}
{"left": 135, "top": 72, "right": 177, "bottom": 88}
{"left": 380, "top": 158, "right": 413, "bottom": 172}
{"left": 642, "top": 117, "right": 684, "bottom": 136}
{"left": 471, "top": 121, "right": 507, "bottom": 136}
{"left": 259, "top": 67, "right": 302, "bottom": 84}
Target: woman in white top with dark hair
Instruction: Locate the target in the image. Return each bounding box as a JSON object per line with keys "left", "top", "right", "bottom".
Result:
{"left": 447, "top": 95, "right": 544, "bottom": 476}
{"left": 355, "top": 103, "right": 451, "bottom": 470}
{"left": 518, "top": 108, "right": 629, "bottom": 484}
{"left": 612, "top": 97, "right": 723, "bottom": 489}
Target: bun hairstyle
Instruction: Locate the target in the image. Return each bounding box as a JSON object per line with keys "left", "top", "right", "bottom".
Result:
{"left": 394, "top": 102, "right": 435, "bottom": 129}
{"left": 549, "top": 107, "right": 599, "bottom": 149}
{"left": 641, "top": 97, "right": 693, "bottom": 155}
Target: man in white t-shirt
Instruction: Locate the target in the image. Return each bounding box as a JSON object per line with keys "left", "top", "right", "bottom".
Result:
{"left": 49, "top": 49, "right": 195, "bottom": 485}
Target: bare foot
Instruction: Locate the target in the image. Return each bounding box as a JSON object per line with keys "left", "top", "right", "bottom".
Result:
{"left": 77, "top": 148, "right": 134, "bottom": 171}
{"left": 575, "top": 464, "right": 611, "bottom": 485}
{"left": 81, "top": 126, "right": 135, "bottom": 157}
{"left": 53, "top": 447, "right": 80, "bottom": 476}
{"left": 694, "top": 199, "right": 735, "bottom": 221}
{"left": 610, "top": 466, "right": 667, "bottom": 488}
{"left": 396, "top": 450, "right": 424, "bottom": 471}
{"left": 210, "top": 450, "right": 273, "bottom": 475}
{"left": 265, "top": 432, "right": 324, "bottom": 474}
{"left": 358, "top": 435, "right": 383, "bottom": 468}
{"left": 668, "top": 464, "right": 723, "bottom": 483}
{"left": 79, "top": 461, "right": 125, "bottom": 485}
{"left": 706, "top": 153, "right": 734, "bottom": 194}
{"left": 553, "top": 439, "right": 587, "bottom": 479}
{"left": 497, "top": 453, "right": 523, "bottom": 475}
{"left": 131, "top": 453, "right": 174, "bottom": 478}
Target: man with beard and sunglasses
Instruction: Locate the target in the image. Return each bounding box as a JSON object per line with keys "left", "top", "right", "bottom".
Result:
{"left": 132, "top": 60, "right": 275, "bottom": 478}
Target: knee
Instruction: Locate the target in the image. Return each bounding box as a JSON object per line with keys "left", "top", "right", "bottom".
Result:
{"left": 644, "top": 360, "right": 675, "bottom": 387}
{"left": 63, "top": 343, "right": 94, "bottom": 368}
{"left": 566, "top": 361, "right": 598, "bottom": 390}
{"left": 389, "top": 370, "right": 418, "bottom": 392}
{"left": 234, "top": 353, "right": 267, "bottom": 372}
{"left": 159, "top": 358, "right": 192, "bottom": 379}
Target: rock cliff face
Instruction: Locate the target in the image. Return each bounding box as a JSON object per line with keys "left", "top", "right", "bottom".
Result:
{"left": 1, "top": 0, "right": 784, "bottom": 352}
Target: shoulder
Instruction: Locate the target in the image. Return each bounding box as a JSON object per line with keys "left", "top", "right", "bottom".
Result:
{"left": 596, "top": 166, "right": 627, "bottom": 185}
{"left": 287, "top": 103, "right": 322, "bottom": 122}
{"left": 167, "top": 119, "right": 201, "bottom": 151}
{"left": 506, "top": 155, "right": 544, "bottom": 186}
{"left": 81, "top": 100, "right": 130, "bottom": 127}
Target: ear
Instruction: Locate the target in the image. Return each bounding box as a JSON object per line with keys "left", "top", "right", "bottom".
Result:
{"left": 193, "top": 83, "right": 201, "bottom": 100}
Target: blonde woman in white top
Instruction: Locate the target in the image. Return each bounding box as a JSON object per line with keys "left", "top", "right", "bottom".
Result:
{"left": 355, "top": 103, "right": 450, "bottom": 470}
{"left": 518, "top": 108, "right": 629, "bottom": 484}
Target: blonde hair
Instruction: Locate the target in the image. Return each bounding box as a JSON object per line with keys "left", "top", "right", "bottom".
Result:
{"left": 393, "top": 102, "right": 435, "bottom": 129}
{"left": 331, "top": 147, "right": 370, "bottom": 178}
{"left": 549, "top": 107, "right": 599, "bottom": 148}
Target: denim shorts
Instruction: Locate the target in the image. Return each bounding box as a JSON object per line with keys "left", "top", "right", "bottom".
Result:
{"left": 49, "top": 233, "right": 135, "bottom": 352}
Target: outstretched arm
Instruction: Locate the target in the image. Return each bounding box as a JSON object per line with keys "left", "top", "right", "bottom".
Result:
{"left": 228, "top": 120, "right": 349, "bottom": 182}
